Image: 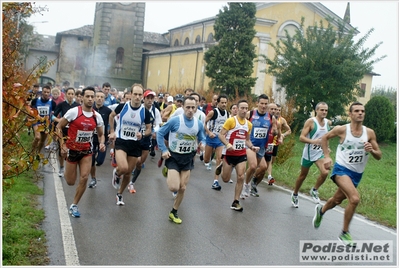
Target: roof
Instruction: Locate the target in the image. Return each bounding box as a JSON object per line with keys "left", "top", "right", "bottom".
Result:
{"left": 55, "top": 25, "right": 169, "bottom": 46}
{"left": 30, "top": 34, "right": 58, "bottom": 52}
{"left": 143, "top": 31, "right": 169, "bottom": 45}
{"left": 55, "top": 25, "right": 93, "bottom": 44}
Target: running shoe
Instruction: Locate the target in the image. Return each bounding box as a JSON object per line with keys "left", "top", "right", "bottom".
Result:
{"left": 162, "top": 166, "right": 168, "bottom": 178}
{"left": 172, "top": 191, "right": 177, "bottom": 199}
{"left": 128, "top": 182, "right": 136, "bottom": 194}
{"left": 215, "top": 162, "right": 223, "bottom": 175}
{"left": 240, "top": 193, "right": 246, "bottom": 199}
{"left": 88, "top": 178, "right": 97, "bottom": 188}
{"left": 250, "top": 187, "right": 259, "bottom": 197}
{"left": 111, "top": 154, "right": 117, "bottom": 167}
{"left": 312, "top": 204, "right": 323, "bottom": 229}
{"left": 69, "top": 204, "right": 80, "bottom": 218}
{"left": 58, "top": 167, "right": 64, "bottom": 177}
{"left": 149, "top": 149, "right": 156, "bottom": 157}
{"left": 199, "top": 153, "right": 204, "bottom": 161}
{"left": 112, "top": 168, "right": 121, "bottom": 189}
{"left": 205, "top": 162, "right": 211, "bottom": 171}
{"left": 268, "top": 176, "right": 275, "bottom": 185}
{"left": 338, "top": 232, "right": 355, "bottom": 247}
{"left": 229, "top": 179, "right": 233, "bottom": 183}
{"left": 116, "top": 193, "right": 125, "bottom": 206}
{"left": 211, "top": 180, "right": 221, "bottom": 191}
{"left": 243, "top": 183, "right": 250, "bottom": 197}
{"left": 310, "top": 188, "right": 320, "bottom": 203}
{"left": 230, "top": 201, "right": 243, "bottom": 212}
{"left": 157, "top": 157, "right": 164, "bottom": 168}
{"left": 291, "top": 193, "right": 299, "bottom": 208}
{"left": 169, "top": 211, "right": 182, "bottom": 224}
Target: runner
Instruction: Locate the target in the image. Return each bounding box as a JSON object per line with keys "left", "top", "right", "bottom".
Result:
{"left": 128, "top": 90, "right": 161, "bottom": 194}
{"left": 203, "top": 94, "right": 229, "bottom": 190}
{"left": 56, "top": 87, "right": 105, "bottom": 217}
{"left": 312, "top": 102, "right": 382, "bottom": 247}
{"left": 291, "top": 102, "right": 332, "bottom": 208}
{"left": 108, "top": 84, "right": 151, "bottom": 206}
{"left": 156, "top": 96, "right": 206, "bottom": 224}
{"left": 88, "top": 91, "right": 112, "bottom": 188}
{"left": 242, "top": 95, "right": 279, "bottom": 198}
{"left": 215, "top": 100, "right": 257, "bottom": 212}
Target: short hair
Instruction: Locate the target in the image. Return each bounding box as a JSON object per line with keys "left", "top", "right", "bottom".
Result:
{"left": 237, "top": 99, "right": 248, "bottom": 107}
{"left": 82, "top": 86, "right": 95, "bottom": 96}
{"left": 190, "top": 92, "right": 201, "bottom": 101}
{"left": 230, "top": 103, "right": 237, "bottom": 110}
{"left": 65, "top": 87, "right": 75, "bottom": 94}
{"left": 33, "top": 84, "right": 40, "bottom": 88}
{"left": 276, "top": 103, "right": 281, "bottom": 108}
{"left": 110, "top": 88, "right": 117, "bottom": 93}
{"left": 51, "top": 88, "right": 60, "bottom": 94}
{"left": 42, "top": 85, "right": 51, "bottom": 91}
{"left": 349, "top": 101, "right": 363, "bottom": 112}
{"left": 76, "top": 90, "right": 83, "bottom": 96}
{"left": 123, "top": 91, "right": 132, "bottom": 99}
{"left": 183, "top": 96, "right": 196, "bottom": 105}
{"left": 315, "top": 102, "right": 328, "bottom": 110}
{"left": 201, "top": 96, "right": 206, "bottom": 101}
{"left": 102, "top": 82, "right": 111, "bottom": 88}
{"left": 131, "top": 83, "right": 144, "bottom": 93}
{"left": 63, "top": 81, "right": 70, "bottom": 86}
{"left": 258, "top": 94, "right": 269, "bottom": 102}
{"left": 217, "top": 94, "right": 228, "bottom": 103}
{"left": 185, "top": 88, "right": 194, "bottom": 94}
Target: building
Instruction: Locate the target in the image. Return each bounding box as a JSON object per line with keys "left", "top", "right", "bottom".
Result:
{"left": 26, "top": 2, "right": 378, "bottom": 103}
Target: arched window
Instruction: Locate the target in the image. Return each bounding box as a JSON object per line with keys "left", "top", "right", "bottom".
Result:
{"left": 116, "top": 47, "right": 124, "bottom": 64}
{"left": 115, "top": 47, "right": 124, "bottom": 74}
{"left": 174, "top": 39, "right": 179, "bottom": 46}
{"left": 195, "top": 35, "right": 201, "bottom": 44}
{"left": 207, "top": 33, "right": 214, "bottom": 43}
{"left": 184, "top": 37, "right": 189, "bottom": 45}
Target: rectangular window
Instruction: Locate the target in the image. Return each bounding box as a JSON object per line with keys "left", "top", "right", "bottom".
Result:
{"left": 358, "top": 83, "right": 366, "bottom": 97}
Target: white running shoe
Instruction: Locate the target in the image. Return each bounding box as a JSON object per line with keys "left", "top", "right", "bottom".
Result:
{"left": 205, "top": 162, "right": 211, "bottom": 170}
{"left": 243, "top": 183, "right": 250, "bottom": 197}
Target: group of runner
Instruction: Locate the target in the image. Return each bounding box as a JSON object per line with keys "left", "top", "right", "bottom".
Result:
{"left": 29, "top": 83, "right": 382, "bottom": 247}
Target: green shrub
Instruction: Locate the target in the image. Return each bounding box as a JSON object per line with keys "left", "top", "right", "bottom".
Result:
{"left": 364, "top": 96, "right": 395, "bottom": 142}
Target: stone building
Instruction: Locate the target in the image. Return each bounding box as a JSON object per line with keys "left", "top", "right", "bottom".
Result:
{"left": 26, "top": 2, "right": 377, "bottom": 104}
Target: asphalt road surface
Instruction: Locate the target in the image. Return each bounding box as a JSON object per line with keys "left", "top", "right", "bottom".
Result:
{"left": 38, "top": 149, "right": 397, "bottom": 266}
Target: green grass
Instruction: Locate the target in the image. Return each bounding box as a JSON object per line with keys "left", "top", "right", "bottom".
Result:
{"left": 2, "top": 167, "right": 49, "bottom": 265}
{"left": 272, "top": 135, "right": 397, "bottom": 228}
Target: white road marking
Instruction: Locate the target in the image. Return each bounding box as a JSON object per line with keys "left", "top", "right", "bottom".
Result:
{"left": 51, "top": 157, "right": 80, "bottom": 266}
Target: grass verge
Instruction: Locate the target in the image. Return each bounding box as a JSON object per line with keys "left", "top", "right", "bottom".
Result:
{"left": 271, "top": 135, "right": 397, "bottom": 228}
{"left": 2, "top": 171, "right": 50, "bottom": 265}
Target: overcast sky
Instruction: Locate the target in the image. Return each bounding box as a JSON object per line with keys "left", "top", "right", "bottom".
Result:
{"left": 27, "top": 1, "right": 398, "bottom": 89}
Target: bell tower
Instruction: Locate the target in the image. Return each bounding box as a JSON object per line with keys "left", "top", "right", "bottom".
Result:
{"left": 86, "top": 2, "right": 145, "bottom": 89}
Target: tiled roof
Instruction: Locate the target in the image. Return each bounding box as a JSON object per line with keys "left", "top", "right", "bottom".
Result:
{"left": 143, "top": 31, "right": 169, "bottom": 45}
{"left": 30, "top": 34, "right": 58, "bottom": 52}
{"left": 55, "top": 25, "right": 93, "bottom": 43}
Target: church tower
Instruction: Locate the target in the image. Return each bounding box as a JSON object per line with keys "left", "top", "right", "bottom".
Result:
{"left": 86, "top": 2, "right": 145, "bottom": 89}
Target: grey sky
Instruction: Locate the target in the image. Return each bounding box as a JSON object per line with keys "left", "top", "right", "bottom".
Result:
{"left": 27, "top": 1, "right": 398, "bottom": 89}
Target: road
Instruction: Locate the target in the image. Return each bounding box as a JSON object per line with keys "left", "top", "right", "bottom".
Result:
{"left": 38, "top": 149, "right": 397, "bottom": 266}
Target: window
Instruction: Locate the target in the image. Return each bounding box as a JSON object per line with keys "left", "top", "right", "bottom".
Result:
{"left": 184, "top": 37, "right": 189, "bottom": 45}
{"left": 358, "top": 83, "right": 366, "bottom": 97}
{"left": 174, "top": 39, "right": 179, "bottom": 46}
{"left": 207, "top": 33, "right": 214, "bottom": 43}
{"left": 115, "top": 47, "right": 124, "bottom": 74}
{"left": 195, "top": 35, "right": 201, "bottom": 44}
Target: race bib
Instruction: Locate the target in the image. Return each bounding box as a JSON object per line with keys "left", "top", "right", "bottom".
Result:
{"left": 76, "top": 130, "right": 93, "bottom": 143}
{"left": 121, "top": 125, "right": 140, "bottom": 140}
{"left": 266, "top": 143, "right": 274, "bottom": 153}
{"left": 37, "top": 106, "right": 49, "bottom": 116}
{"left": 254, "top": 127, "right": 267, "bottom": 139}
{"left": 312, "top": 144, "right": 322, "bottom": 150}
{"left": 232, "top": 139, "right": 245, "bottom": 150}
{"left": 345, "top": 150, "right": 365, "bottom": 164}
{"left": 214, "top": 125, "right": 223, "bottom": 134}
{"left": 175, "top": 140, "right": 195, "bottom": 154}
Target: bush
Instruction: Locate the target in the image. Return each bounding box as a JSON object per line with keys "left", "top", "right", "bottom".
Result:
{"left": 364, "top": 96, "right": 395, "bottom": 142}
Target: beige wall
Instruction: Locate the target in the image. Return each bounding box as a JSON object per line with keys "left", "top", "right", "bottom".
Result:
{"left": 145, "top": 2, "right": 372, "bottom": 104}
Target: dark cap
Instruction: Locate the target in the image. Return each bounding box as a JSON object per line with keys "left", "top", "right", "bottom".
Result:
{"left": 158, "top": 93, "right": 164, "bottom": 98}
{"left": 175, "top": 94, "right": 184, "bottom": 101}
